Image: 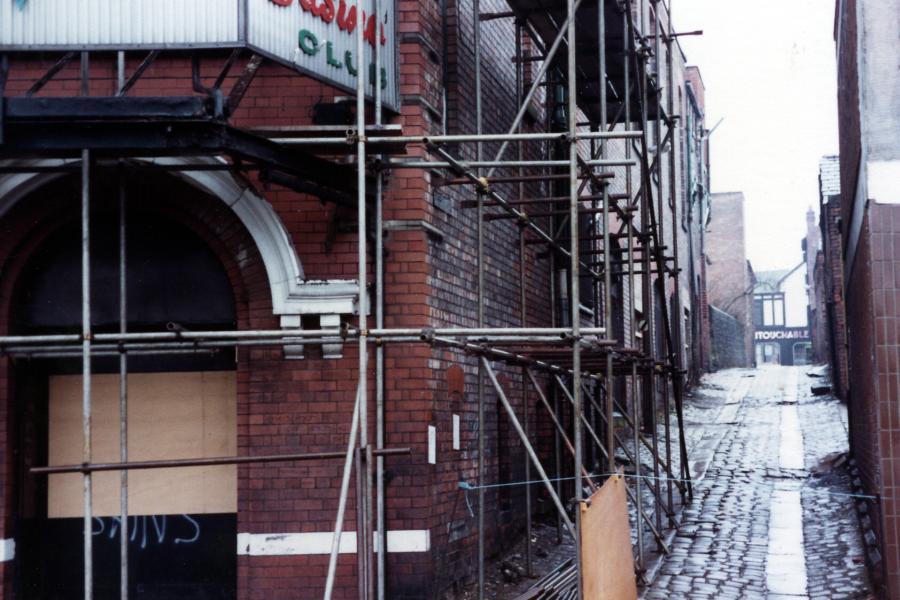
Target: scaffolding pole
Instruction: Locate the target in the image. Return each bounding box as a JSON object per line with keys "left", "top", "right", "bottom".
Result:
{"left": 1, "top": 1, "right": 699, "bottom": 597}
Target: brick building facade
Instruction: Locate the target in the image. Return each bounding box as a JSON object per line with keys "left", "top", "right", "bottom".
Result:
{"left": 705, "top": 192, "right": 754, "bottom": 368}
{"left": 0, "top": 0, "right": 711, "bottom": 597}
{"left": 683, "top": 66, "right": 712, "bottom": 381}
{"left": 834, "top": 0, "right": 900, "bottom": 594}
{"left": 812, "top": 155, "right": 849, "bottom": 399}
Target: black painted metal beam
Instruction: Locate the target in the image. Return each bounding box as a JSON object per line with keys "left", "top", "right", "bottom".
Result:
{"left": 0, "top": 96, "right": 372, "bottom": 201}
{"left": 5, "top": 96, "right": 210, "bottom": 120}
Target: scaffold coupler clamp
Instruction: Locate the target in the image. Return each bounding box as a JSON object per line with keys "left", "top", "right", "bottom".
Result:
{"left": 562, "top": 331, "right": 582, "bottom": 343}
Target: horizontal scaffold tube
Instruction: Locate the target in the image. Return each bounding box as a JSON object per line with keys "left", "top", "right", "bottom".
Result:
{"left": 276, "top": 131, "right": 644, "bottom": 145}
{"left": 3, "top": 335, "right": 611, "bottom": 358}
{"left": 0, "top": 326, "right": 607, "bottom": 347}
{"left": 384, "top": 159, "right": 637, "bottom": 170}
{"left": 31, "top": 447, "right": 411, "bottom": 475}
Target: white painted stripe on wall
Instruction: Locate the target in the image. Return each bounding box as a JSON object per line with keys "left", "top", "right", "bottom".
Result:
{"left": 428, "top": 425, "right": 437, "bottom": 464}
{"left": 0, "top": 538, "right": 14, "bottom": 562}
{"left": 237, "top": 530, "right": 430, "bottom": 556}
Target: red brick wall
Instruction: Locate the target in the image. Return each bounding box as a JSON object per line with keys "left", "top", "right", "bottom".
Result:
{"left": 699, "top": 259, "right": 711, "bottom": 373}
{"left": 811, "top": 251, "right": 828, "bottom": 364}
{"left": 845, "top": 203, "right": 900, "bottom": 595}
{"left": 705, "top": 193, "right": 752, "bottom": 367}
{"left": 399, "top": 0, "right": 559, "bottom": 591}
{"left": 0, "top": 0, "right": 654, "bottom": 592}
{"left": 836, "top": 0, "right": 861, "bottom": 241}
{"left": 821, "top": 201, "right": 849, "bottom": 399}
{"left": 0, "top": 7, "right": 557, "bottom": 595}
{"left": 1, "top": 31, "right": 444, "bottom": 593}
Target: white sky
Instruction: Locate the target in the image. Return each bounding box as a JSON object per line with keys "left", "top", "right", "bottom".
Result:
{"left": 673, "top": 0, "right": 839, "bottom": 272}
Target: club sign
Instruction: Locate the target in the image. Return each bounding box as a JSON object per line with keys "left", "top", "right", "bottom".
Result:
{"left": 248, "top": 0, "right": 396, "bottom": 106}
{"left": 0, "top": 0, "right": 398, "bottom": 109}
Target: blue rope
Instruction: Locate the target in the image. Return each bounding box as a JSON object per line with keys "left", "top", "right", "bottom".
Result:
{"left": 458, "top": 471, "right": 879, "bottom": 501}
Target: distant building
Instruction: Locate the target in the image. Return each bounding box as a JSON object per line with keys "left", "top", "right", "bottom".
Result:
{"left": 834, "top": 0, "right": 900, "bottom": 593}
{"left": 705, "top": 192, "right": 754, "bottom": 368}
{"left": 752, "top": 265, "right": 811, "bottom": 366}
{"left": 683, "top": 66, "right": 713, "bottom": 381}
{"left": 803, "top": 206, "right": 821, "bottom": 328}
{"left": 811, "top": 156, "right": 848, "bottom": 398}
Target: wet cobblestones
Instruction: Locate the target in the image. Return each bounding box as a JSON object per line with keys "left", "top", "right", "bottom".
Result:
{"left": 643, "top": 366, "right": 874, "bottom": 599}
{"left": 797, "top": 369, "right": 872, "bottom": 599}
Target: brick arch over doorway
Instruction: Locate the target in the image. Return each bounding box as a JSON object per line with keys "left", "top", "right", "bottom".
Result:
{"left": 0, "top": 160, "right": 389, "bottom": 599}
{"left": 0, "top": 168, "right": 273, "bottom": 598}
{"left": 0, "top": 158, "right": 361, "bottom": 322}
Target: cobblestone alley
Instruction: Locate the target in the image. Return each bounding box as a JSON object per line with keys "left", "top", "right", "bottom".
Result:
{"left": 644, "top": 366, "right": 875, "bottom": 599}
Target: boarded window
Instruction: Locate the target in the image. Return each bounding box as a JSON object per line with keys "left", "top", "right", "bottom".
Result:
{"left": 48, "top": 371, "right": 236, "bottom": 518}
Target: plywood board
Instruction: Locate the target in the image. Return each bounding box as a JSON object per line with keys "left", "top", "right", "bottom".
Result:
{"left": 580, "top": 471, "right": 638, "bottom": 600}
{"left": 48, "top": 371, "right": 236, "bottom": 518}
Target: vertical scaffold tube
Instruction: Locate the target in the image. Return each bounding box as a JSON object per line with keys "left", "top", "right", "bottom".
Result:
{"left": 473, "top": 0, "right": 485, "bottom": 596}
{"left": 116, "top": 50, "right": 129, "bottom": 600}
{"left": 81, "top": 148, "right": 93, "bottom": 600}
{"left": 515, "top": 20, "right": 534, "bottom": 579}
{"left": 663, "top": 1, "right": 677, "bottom": 521}
{"left": 118, "top": 160, "right": 129, "bottom": 600}
{"left": 373, "top": 0, "right": 387, "bottom": 592}
{"left": 566, "top": 0, "right": 583, "bottom": 596}
{"left": 355, "top": 2, "right": 371, "bottom": 595}
{"left": 624, "top": 3, "right": 645, "bottom": 573}
{"left": 599, "top": 0, "right": 616, "bottom": 477}
{"left": 651, "top": 0, "right": 665, "bottom": 540}
{"left": 666, "top": 0, "right": 691, "bottom": 507}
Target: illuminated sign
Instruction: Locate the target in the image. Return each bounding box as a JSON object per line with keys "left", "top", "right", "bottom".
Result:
{"left": 0, "top": 0, "right": 398, "bottom": 109}
{"left": 754, "top": 329, "right": 810, "bottom": 341}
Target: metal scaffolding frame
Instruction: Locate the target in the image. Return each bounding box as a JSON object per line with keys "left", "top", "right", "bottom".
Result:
{"left": 0, "top": 0, "right": 697, "bottom": 598}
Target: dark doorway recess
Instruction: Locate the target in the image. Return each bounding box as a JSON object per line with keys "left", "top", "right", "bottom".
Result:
{"left": 11, "top": 177, "right": 238, "bottom": 599}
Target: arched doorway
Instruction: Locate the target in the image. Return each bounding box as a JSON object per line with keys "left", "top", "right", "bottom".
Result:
{"left": 9, "top": 174, "right": 238, "bottom": 599}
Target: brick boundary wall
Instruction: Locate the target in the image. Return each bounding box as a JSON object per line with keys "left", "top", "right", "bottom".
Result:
{"left": 708, "top": 305, "right": 746, "bottom": 371}
{"left": 822, "top": 201, "right": 849, "bottom": 400}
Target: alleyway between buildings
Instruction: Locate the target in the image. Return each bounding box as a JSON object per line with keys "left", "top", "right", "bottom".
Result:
{"left": 644, "top": 366, "right": 874, "bottom": 599}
